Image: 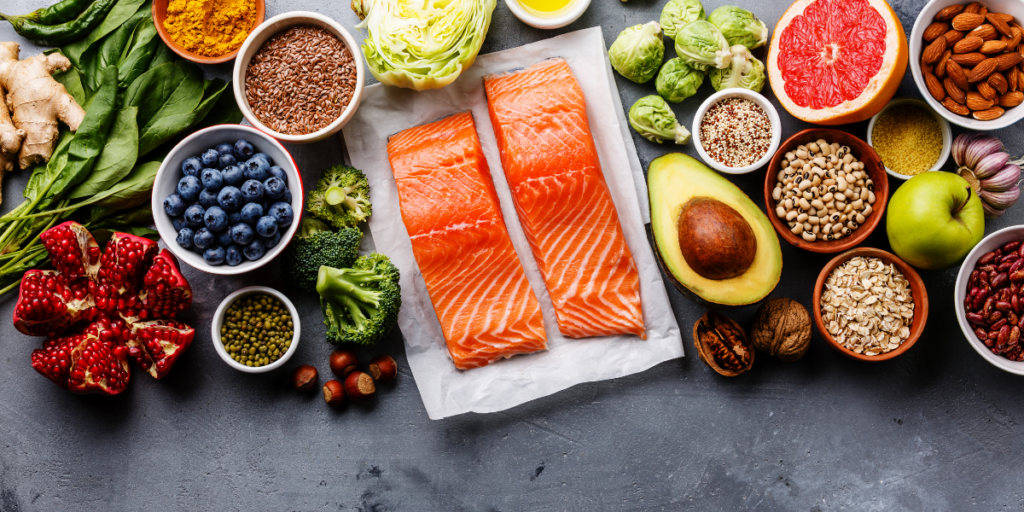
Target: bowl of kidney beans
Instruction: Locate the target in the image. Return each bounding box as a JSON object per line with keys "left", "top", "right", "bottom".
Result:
{"left": 956, "top": 226, "right": 1024, "bottom": 374}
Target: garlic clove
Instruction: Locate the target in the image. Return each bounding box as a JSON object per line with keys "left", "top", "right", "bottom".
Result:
{"left": 964, "top": 134, "right": 1004, "bottom": 169}
{"left": 982, "top": 201, "right": 1008, "bottom": 218}
{"left": 953, "top": 132, "right": 985, "bottom": 167}
{"left": 974, "top": 151, "right": 1011, "bottom": 179}
{"left": 980, "top": 164, "right": 1022, "bottom": 192}
{"left": 979, "top": 187, "right": 1021, "bottom": 210}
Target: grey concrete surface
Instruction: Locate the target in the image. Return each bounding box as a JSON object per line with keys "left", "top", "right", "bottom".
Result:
{"left": 2, "top": 0, "right": 1024, "bottom": 510}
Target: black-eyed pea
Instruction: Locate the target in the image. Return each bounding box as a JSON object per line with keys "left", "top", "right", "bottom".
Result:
{"left": 836, "top": 176, "right": 848, "bottom": 191}
{"left": 786, "top": 210, "right": 798, "bottom": 221}
{"left": 798, "top": 198, "right": 811, "bottom": 210}
{"left": 809, "top": 216, "right": 820, "bottom": 225}
{"left": 803, "top": 222, "right": 812, "bottom": 231}
{"left": 803, "top": 231, "right": 816, "bottom": 242}
{"left": 811, "top": 199, "right": 824, "bottom": 210}
{"left": 844, "top": 203, "right": 853, "bottom": 214}
{"left": 785, "top": 151, "right": 795, "bottom": 161}
{"left": 841, "top": 227, "right": 851, "bottom": 235}
{"left": 833, "top": 231, "right": 844, "bottom": 240}
{"left": 791, "top": 223, "right": 804, "bottom": 235}
{"left": 797, "top": 213, "right": 809, "bottom": 223}
{"left": 796, "top": 149, "right": 809, "bottom": 160}
{"left": 863, "top": 204, "right": 873, "bottom": 217}
{"left": 859, "top": 188, "right": 869, "bottom": 201}
{"left": 855, "top": 213, "right": 865, "bottom": 224}
{"left": 816, "top": 208, "right": 828, "bottom": 217}
{"left": 822, "top": 192, "right": 834, "bottom": 202}
{"left": 852, "top": 199, "right": 863, "bottom": 210}
{"left": 776, "top": 206, "right": 787, "bottom": 218}
{"left": 867, "top": 191, "right": 875, "bottom": 204}
{"left": 773, "top": 187, "right": 782, "bottom": 201}
{"left": 784, "top": 198, "right": 793, "bottom": 209}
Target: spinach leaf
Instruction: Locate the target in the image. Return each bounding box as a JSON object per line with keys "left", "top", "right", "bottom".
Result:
{"left": 147, "top": 42, "right": 174, "bottom": 71}
{"left": 85, "top": 205, "right": 153, "bottom": 226}
{"left": 68, "top": 106, "right": 139, "bottom": 199}
{"left": 93, "top": 161, "right": 160, "bottom": 209}
{"left": 117, "top": 17, "right": 159, "bottom": 88}
{"left": 64, "top": 0, "right": 149, "bottom": 67}
{"left": 125, "top": 60, "right": 205, "bottom": 155}
{"left": 80, "top": 6, "right": 149, "bottom": 91}
{"left": 52, "top": 66, "right": 88, "bottom": 106}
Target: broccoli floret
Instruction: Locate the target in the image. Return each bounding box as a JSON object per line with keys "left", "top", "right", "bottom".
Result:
{"left": 307, "top": 165, "right": 372, "bottom": 229}
{"left": 316, "top": 253, "right": 401, "bottom": 345}
{"left": 282, "top": 218, "right": 362, "bottom": 292}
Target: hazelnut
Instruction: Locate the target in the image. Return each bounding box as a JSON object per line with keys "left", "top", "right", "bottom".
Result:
{"left": 323, "top": 380, "right": 346, "bottom": 407}
{"left": 344, "top": 371, "right": 376, "bottom": 403}
{"left": 329, "top": 349, "right": 359, "bottom": 378}
{"left": 367, "top": 355, "right": 398, "bottom": 383}
{"left": 290, "top": 365, "right": 318, "bottom": 393}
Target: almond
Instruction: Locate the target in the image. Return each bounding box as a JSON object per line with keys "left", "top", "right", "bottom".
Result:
{"left": 967, "top": 91, "right": 995, "bottom": 110}
{"left": 1010, "top": 66, "right": 1021, "bottom": 91}
{"left": 980, "top": 40, "right": 1008, "bottom": 53}
{"left": 936, "top": 4, "right": 965, "bottom": 21}
{"left": 944, "top": 29, "right": 966, "bottom": 47}
{"left": 952, "top": 52, "right": 987, "bottom": 66}
{"left": 993, "top": 13, "right": 1015, "bottom": 23}
{"left": 989, "top": 72, "right": 1009, "bottom": 94}
{"left": 937, "top": 50, "right": 952, "bottom": 77}
{"left": 945, "top": 77, "right": 967, "bottom": 104}
{"left": 1008, "top": 27, "right": 1023, "bottom": 49}
{"left": 948, "top": 60, "right": 970, "bottom": 90}
{"left": 977, "top": 80, "right": 998, "bottom": 100}
{"left": 995, "top": 52, "right": 1024, "bottom": 71}
{"left": 999, "top": 90, "right": 1024, "bottom": 107}
{"left": 964, "top": 2, "right": 982, "bottom": 15}
{"left": 954, "top": 36, "right": 984, "bottom": 53}
{"left": 923, "top": 35, "right": 948, "bottom": 63}
{"left": 980, "top": 6, "right": 989, "bottom": 16}
{"left": 1018, "top": 64, "right": 1024, "bottom": 89}
{"left": 953, "top": 13, "right": 986, "bottom": 31}
{"left": 924, "top": 21, "right": 949, "bottom": 41}
{"left": 970, "top": 24, "right": 998, "bottom": 40}
{"left": 925, "top": 71, "right": 946, "bottom": 101}
{"left": 988, "top": 13, "right": 1013, "bottom": 37}
{"left": 968, "top": 57, "right": 998, "bottom": 82}
{"left": 973, "top": 106, "right": 1005, "bottom": 120}
{"left": 943, "top": 97, "right": 971, "bottom": 115}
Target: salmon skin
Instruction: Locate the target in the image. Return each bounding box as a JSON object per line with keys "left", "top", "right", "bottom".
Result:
{"left": 484, "top": 59, "right": 646, "bottom": 339}
{"left": 387, "top": 112, "right": 548, "bottom": 370}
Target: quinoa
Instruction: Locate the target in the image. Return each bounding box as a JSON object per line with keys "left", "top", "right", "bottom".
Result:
{"left": 870, "top": 105, "right": 942, "bottom": 177}
{"left": 699, "top": 98, "right": 772, "bottom": 168}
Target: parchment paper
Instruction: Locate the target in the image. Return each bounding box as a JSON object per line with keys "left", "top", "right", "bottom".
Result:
{"left": 343, "top": 27, "right": 683, "bottom": 420}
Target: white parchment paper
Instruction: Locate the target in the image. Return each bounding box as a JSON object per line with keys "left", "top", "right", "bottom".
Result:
{"left": 342, "top": 27, "right": 683, "bottom": 420}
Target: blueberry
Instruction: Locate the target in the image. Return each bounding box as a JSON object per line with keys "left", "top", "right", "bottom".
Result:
{"left": 172, "top": 216, "right": 187, "bottom": 231}
{"left": 228, "top": 211, "right": 243, "bottom": 225}
{"left": 267, "top": 165, "right": 287, "bottom": 181}
{"left": 201, "top": 149, "right": 220, "bottom": 167}
{"left": 243, "top": 157, "right": 269, "bottom": 181}
{"left": 243, "top": 239, "right": 266, "bottom": 261}
{"left": 240, "top": 179, "right": 264, "bottom": 203}
{"left": 253, "top": 153, "right": 271, "bottom": 164}
{"left": 282, "top": 188, "right": 292, "bottom": 205}
{"left": 218, "top": 153, "right": 236, "bottom": 169}
{"left": 199, "top": 188, "right": 219, "bottom": 208}
{"left": 184, "top": 204, "right": 206, "bottom": 227}
{"left": 263, "top": 177, "right": 286, "bottom": 200}
{"left": 193, "top": 228, "right": 214, "bottom": 250}
{"left": 230, "top": 223, "right": 254, "bottom": 245}
{"left": 233, "top": 139, "right": 254, "bottom": 161}
{"left": 200, "top": 168, "right": 224, "bottom": 191}
{"left": 216, "top": 229, "right": 234, "bottom": 248}
{"left": 225, "top": 245, "right": 243, "bottom": 266}
{"left": 240, "top": 202, "right": 263, "bottom": 225}
{"left": 268, "top": 202, "right": 294, "bottom": 228}
{"left": 221, "top": 165, "right": 245, "bottom": 186}
{"left": 217, "top": 186, "right": 243, "bottom": 211}
{"left": 181, "top": 156, "right": 203, "bottom": 177}
{"left": 176, "top": 227, "right": 194, "bottom": 249}
{"left": 216, "top": 143, "right": 234, "bottom": 156}
{"left": 177, "top": 175, "right": 201, "bottom": 202}
{"left": 260, "top": 231, "right": 282, "bottom": 249}
{"left": 256, "top": 216, "right": 278, "bottom": 237}
{"left": 163, "top": 193, "right": 187, "bottom": 216}
{"left": 203, "top": 246, "right": 226, "bottom": 265}
{"left": 204, "top": 206, "right": 229, "bottom": 233}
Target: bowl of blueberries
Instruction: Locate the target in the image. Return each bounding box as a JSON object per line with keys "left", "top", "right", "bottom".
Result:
{"left": 153, "top": 124, "right": 302, "bottom": 274}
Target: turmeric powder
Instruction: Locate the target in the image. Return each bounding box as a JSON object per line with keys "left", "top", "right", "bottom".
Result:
{"left": 163, "top": 0, "right": 256, "bottom": 58}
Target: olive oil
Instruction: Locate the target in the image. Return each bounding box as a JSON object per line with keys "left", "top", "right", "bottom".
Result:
{"left": 518, "top": 0, "right": 574, "bottom": 17}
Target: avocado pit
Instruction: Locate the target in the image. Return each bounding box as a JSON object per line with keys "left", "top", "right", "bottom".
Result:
{"left": 677, "top": 197, "right": 757, "bottom": 280}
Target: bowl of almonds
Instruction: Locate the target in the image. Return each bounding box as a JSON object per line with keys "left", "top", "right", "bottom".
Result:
{"left": 911, "top": 0, "right": 1024, "bottom": 129}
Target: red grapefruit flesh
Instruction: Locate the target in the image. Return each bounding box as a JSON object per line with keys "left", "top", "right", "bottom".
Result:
{"left": 768, "top": 0, "right": 908, "bottom": 125}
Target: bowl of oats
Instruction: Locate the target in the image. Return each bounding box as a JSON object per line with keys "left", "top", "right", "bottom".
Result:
{"left": 813, "top": 248, "right": 929, "bottom": 362}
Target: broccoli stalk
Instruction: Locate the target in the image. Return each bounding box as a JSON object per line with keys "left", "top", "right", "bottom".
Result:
{"left": 307, "top": 165, "right": 372, "bottom": 229}
{"left": 316, "top": 253, "right": 400, "bottom": 345}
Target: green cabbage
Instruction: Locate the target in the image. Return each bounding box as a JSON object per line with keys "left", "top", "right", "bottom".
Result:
{"left": 628, "top": 95, "right": 690, "bottom": 144}
{"left": 660, "top": 0, "right": 706, "bottom": 40}
{"left": 656, "top": 58, "right": 705, "bottom": 103}
{"left": 710, "top": 45, "right": 765, "bottom": 92}
{"left": 609, "top": 21, "right": 665, "bottom": 84}
{"left": 707, "top": 6, "right": 768, "bottom": 49}
{"left": 673, "top": 20, "right": 731, "bottom": 71}
{"left": 352, "top": 0, "right": 496, "bottom": 91}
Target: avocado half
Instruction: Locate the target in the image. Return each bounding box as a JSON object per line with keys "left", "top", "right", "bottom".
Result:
{"left": 649, "top": 153, "right": 782, "bottom": 309}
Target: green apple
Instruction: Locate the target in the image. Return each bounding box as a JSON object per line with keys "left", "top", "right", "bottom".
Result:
{"left": 887, "top": 172, "right": 985, "bottom": 270}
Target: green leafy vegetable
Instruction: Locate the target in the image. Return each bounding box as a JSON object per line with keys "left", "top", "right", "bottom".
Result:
{"left": 609, "top": 21, "right": 665, "bottom": 84}
{"left": 709, "top": 45, "right": 765, "bottom": 92}
{"left": 628, "top": 95, "right": 690, "bottom": 145}
{"left": 660, "top": 0, "right": 705, "bottom": 40}
{"left": 673, "top": 20, "right": 731, "bottom": 71}
{"left": 63, "top": 0, "right": 148, "bottom": 66}
{"left": 68, "top": 106, "right": 138, "bottom": 199}
{"left": 707, "top": 6, "right": 768, "bottom": 50}
{"left": 656, "top": 58, "right": 705, "bottom": 103}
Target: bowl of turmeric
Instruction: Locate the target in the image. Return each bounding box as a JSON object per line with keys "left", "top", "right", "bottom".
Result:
{"left": 152, "top": 0, "right": 265, "bottom": 65}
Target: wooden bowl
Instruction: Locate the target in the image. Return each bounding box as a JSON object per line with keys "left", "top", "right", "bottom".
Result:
{"left": 813, "top": 248, "right": 929, "bottom": 362}
{"left": 764, "top": 128, "right": 889, "bottom": 254}
{"left": 152, "top": 0, "right": 265, "bottom": 64}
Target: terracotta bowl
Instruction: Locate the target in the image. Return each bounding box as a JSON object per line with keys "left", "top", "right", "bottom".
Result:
{"left": 152, "top": 0, "right": 265, "bottom": 64}
{"left": 764, "top": 128, "right": 889, "bottom": 254}
{"left": 813, "top": 248, "right": 930, "bottom": 362}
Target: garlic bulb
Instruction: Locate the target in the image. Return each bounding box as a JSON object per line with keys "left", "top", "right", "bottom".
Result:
{"left": 953, "top": 133, "right": 1024, "bottom": 218}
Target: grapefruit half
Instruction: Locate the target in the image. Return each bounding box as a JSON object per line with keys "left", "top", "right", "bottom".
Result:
{"left": 767, "top": 0, "right": 908, "bottom": 125}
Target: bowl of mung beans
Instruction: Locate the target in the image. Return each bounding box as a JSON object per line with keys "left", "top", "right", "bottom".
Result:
{"left": 212, "top": 286, "right": 301, "bottom": 373}
{"left": 867, "top": 98, "right": 952, "bottom": 180}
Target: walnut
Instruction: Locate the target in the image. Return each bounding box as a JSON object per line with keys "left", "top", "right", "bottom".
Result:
{"left": 750, "top": 298, "right": 812, "bottom": 362}
{"left": 693, "top": 311, "right": 754, "bottom": 376}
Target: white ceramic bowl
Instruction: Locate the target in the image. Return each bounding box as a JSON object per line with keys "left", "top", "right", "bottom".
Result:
{"left": 954, "top": 225, "right": 1024, "bottom": 375}
{"left": 232, "top": 12, "right": 364, "bottom": 143}
{"left": 212, "top": 287, "right": 301, "bottom": 373}
{"left": 910, "top": 0, "right": 1024, "bottom": 130}
{"left": 692, "top": 88, "right": 782, "bottom": 175}
{"left": 504, "top": 0, "right": 591, "bottom": 29}
{"left": 152, "top": 124, "right": 303, "bottom": 275}
{"left": 867, "top": 98, "right": 952, "bottom": 180}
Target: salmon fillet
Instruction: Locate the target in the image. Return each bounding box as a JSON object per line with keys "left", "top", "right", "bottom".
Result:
{"left": 484, "top": 59, "right": 646, "bottom": 339}
{"left": 387, "top": 112, "right": 548, "bottom": 370}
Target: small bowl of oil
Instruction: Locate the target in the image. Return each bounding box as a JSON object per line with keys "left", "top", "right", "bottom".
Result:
{"left": 504, "top": 0, "right": 591, "bottom": 29}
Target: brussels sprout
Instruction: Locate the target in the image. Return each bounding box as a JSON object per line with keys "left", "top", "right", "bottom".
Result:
{"left": 707, "top": 6, "right": 769, "bottom": 50}
{"left": 660, "top": 0, "right": 706, "bottom": 40}
{"left": 709, "top": 45, "right": 766, "bottom": 92}
{"left": 628, "top": 95, "right": 691, "bottom": 144}
{"left": 673, "top": 20, "right": 731, "bottom": 71}
{"left": 656, "top": 58, "right": 705, "bottom": 103}
{"left": 609, "top": 21, "right": 666, "bottom": 84}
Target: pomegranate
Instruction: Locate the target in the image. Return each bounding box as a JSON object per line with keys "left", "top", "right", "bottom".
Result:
{"left": 16, "top": 222, "right": 195, "bottom": 395}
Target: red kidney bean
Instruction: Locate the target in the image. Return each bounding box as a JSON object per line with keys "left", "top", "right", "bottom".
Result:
{"left": 1012, "top": 260, "right": 1024, "bottom": 275}
{"left": 967, "top": 312, "right": 987, "bottom": 324}
{"left": 1012, "top": 295, "right": 1020, "bottom": 313}
{"left": 1018, "top": 244, "right": 1024, "bottom": 259}
{"left": 999, "top": 325, "right": 1011, "bottom": 346}
{"left": 980, "top": 251, "right": 999, "bottom": 265}
{"left": 1011, "top": 270, "right": 1024, "bottom": 283}
{"left": 1010, "top": 327, "right": 1021, "bottom": 346}
{"left": 976, "top": 328, "right": 989, "bottom": 340}
{"left": 980, "top": 264, "right": 997, "bottom": 273}
{"left": 993, "top": 272, "right": 1010, "bottom": 289}
{"left": 991, "top": 318, "right": 1007, "bottom": 330}
{"left": 998, "top": 261, "right": 1014, "bottom": 273}
{"left": 1004, "top": 241, "right": 1020, "bottom": 253}
{"left": 985, "top": 297, "right": 996, "bottom": 316}
{"left": 996, "top": 301, "right": 1012, "bottom": 311}
{"left": 1009, "top": 313, "right": 1019, "bottom": 326}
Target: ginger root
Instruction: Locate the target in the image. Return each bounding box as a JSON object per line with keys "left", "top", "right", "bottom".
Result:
{"left": 0, "top": 85, "right": 24, "bottom": 173}
{"left": 0, "top": 42, "right": 85, "bottom": 170}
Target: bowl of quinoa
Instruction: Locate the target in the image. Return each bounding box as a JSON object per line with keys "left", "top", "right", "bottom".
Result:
{"left": 692, "top": 89, "right": 781, "bottom": 175}
{"left": 867, "top": 98, "right": 951, "bottom": 180}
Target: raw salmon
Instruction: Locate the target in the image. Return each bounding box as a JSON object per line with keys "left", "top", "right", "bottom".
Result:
{"left": 387, "top": 112, "right": 548, "bottom": 370}
{"left": 484, "top": 59, "right": 646, "bottom": 339}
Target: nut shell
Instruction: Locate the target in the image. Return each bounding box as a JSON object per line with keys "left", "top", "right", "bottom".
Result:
{"left": 693, "top": 311, "right": 754, "bottom": 377}
{"left": 750, "top": 298, "right": 812, "bottom": 362}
